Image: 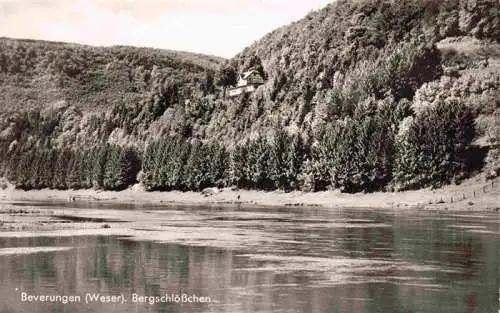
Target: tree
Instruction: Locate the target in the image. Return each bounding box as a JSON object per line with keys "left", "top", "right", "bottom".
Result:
{"left": 66, "top": 150, "right": 84, "bottom": 189}
{"left": 244, "top": 54, "right": 267, "bottom": 80}
{"left": 216, "top": 62, "right": 237, "bottom": 97}
{"left": 52, "top": 149, "right": 72, "bottom": 190}
{"left": 229, "top": 142, "right": 249, "bottom": 188}
{"left": 393, "top": 100, "right": 476, "bottom": 190}
{"left": 0, "top": 52, "right": 7, "bottom": 72}
{"left": 103, "top": 145, "right": 140, "bottom": 191}
{"left": 268, "top": 128, "right": 287, "bottom": 189}
{"left": 91, "top": 144, "right": 109, "bottom": 189}
{"left": 201, "top": 70, "right": 216, "bottom": 95}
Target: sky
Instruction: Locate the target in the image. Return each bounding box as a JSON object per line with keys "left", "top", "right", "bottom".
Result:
{"left": 0, "top": 0, "right": 332, "bottom": 58}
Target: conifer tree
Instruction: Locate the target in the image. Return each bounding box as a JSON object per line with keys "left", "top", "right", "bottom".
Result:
{"left": 52, "top": 149, "right": 72, "bottom": 190}
{"left": 91, "top": 144, "right": 109, "bottom": 189}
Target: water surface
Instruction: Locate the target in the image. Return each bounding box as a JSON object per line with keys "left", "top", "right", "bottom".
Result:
{"left": 0, "top": 203, "right": 498, "bottom": 313}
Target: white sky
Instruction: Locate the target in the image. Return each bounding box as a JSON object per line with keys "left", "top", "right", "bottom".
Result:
{"left": 0, "top": 0, "right": 332, "bottom": 58}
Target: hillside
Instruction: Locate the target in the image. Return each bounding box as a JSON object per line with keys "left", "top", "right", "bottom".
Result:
{"left": 0, "top": 37, "right": 224, "bottom": 140}
{"left": 0, "top": 0, "right": 499, "bottom": 193}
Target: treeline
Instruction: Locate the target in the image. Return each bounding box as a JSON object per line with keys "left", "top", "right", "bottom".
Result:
{"left": 2, "top": 144, "right": 140, "bottom": 191}
{"left": 393, "top": 100, "right": 478, "bottom": 190}
{"left": 0, "top": 96, "right": 479, "bottom": 192}
{"left": 138, "top": 97, "right": 477, "bottom": 192}
{"left": 140, "top": 130, "right": 306, "bottom": 192}
{"left": 141, "top": 135, "right": 227, "bottom": 191}
{"left": 0, "top": 38, "right": 222, "bottom": 79}
{"left": 311, "top": 97, "right": 478, "bottom": 191}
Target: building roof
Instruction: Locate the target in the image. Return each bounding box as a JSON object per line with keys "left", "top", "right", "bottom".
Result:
{"left": 241, "top": 69, "right": 259, "bottom": 80}
{"left": 228, "top": 68, "right": 265, "bottom": 93}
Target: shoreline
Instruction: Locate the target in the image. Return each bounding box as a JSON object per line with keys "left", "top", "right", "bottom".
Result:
{"left": 1, "top": 176, "right": 498, "bottom": 213}
{"left": 0, "top": 176, "right": 498, "bottom": 236}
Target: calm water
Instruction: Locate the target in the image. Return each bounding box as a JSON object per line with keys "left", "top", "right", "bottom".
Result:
{"left": 0, "top": 203, "right": 498, "bottom": 313}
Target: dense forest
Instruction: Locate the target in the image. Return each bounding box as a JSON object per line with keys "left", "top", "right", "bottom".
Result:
{"left": 0, "top": 0, "right": 499, "bottom": 193}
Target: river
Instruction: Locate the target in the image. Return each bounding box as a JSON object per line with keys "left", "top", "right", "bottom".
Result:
{"left": 0, "top": 202, "right": 498, "bottom": 313}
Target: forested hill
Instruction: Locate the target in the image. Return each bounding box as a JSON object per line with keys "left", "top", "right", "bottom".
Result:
{"left": 0, "top": 0, "right": 499, "bottom": 193}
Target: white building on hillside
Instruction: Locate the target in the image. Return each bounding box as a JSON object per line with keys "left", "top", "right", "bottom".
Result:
{"left": 228, "top": 69, "right": 265, "bottom": 97}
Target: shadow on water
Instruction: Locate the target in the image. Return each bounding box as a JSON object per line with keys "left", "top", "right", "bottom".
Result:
{"left": 0, "top": 205, "right": 498, "bottom": 313}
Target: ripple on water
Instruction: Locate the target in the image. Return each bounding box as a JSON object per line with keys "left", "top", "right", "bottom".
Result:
{"left": 447, "top": 224, "right": 487, "bottom": 229}
{"left": 0, "top": 246, "right": 73, "bottom": 255}
{"left": 233, "top": 254, "right": 448, "bottom": 287}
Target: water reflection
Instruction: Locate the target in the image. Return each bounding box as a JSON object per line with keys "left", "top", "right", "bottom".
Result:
{"left": 0, "top": 206, "right": 498, "bottom": 313}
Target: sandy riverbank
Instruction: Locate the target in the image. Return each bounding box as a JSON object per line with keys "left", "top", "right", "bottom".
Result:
{"left": 0, "top": 176, "right": 498, "bottom": 213}
{"left": 0, "top": 176, "right": 498, "bottom": 237}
